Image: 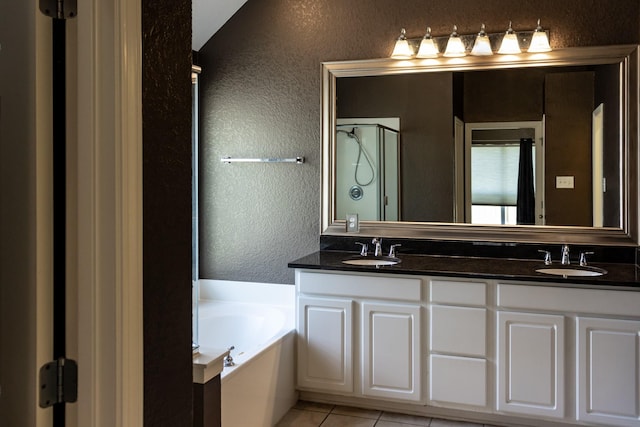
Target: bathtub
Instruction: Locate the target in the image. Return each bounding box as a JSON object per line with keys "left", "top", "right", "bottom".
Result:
{"left": 196, "top": 280, "right": 297, "bottom": 427}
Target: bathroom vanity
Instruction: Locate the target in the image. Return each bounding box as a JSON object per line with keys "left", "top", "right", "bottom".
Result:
{"left": 299, "top": 40, "right": 640, "bottom": 427}
{"left": 289, "top": 251, "right": 640, "bottom": 427}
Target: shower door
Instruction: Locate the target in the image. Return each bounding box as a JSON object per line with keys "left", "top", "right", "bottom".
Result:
{"left": 335, "top": 122, "right": 400, "bottom": 222}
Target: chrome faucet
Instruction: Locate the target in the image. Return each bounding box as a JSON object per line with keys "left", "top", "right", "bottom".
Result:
{"left": 579, "top": 251, "right": 594, "bottom": 267}
{"left": 561, "top": 245, "right": 570, "bottom": 265}
{"left": 372, "top": 238, "right": 383, "bottom": 257}
{"left": 538, "top": 250, "right": 552, "bottom": 265}
{"left": 355, "top": 242, "right": 368, "bottom": 256}
{"left": 388, "top": 244, "right": 402, "bottom": 258}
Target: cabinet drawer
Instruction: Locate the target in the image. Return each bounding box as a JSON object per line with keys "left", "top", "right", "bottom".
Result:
{"left": 497, "top": 283, "right": 640, "bottom": 317}
{"left": 429, "top": 354, "right": 487, "bottom": 408}
{"left": 430, "top": 305, "right": 486, "bottom": 357}
{"left": 430, "top": 279, "right": 486, "bottom": 306}
{"left": 297, "top": 271, "right": 422, "bottom": 301}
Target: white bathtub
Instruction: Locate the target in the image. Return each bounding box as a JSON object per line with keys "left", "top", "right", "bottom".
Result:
{"left": 196, "top": 280, "right": 297, "bottom": 427}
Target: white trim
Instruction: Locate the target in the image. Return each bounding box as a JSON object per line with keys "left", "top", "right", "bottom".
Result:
{"left": 75, "top": 0, "right": 143, "bottom": 425}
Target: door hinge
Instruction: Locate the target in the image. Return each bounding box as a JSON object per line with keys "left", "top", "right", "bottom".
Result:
{"left": 39, "top": 0, "right": 77, "bottom": 19}
{"left": 39, "top": 358, "right": 78, "bottom": 408}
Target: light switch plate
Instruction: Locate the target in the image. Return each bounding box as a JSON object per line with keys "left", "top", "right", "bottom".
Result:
{"left": 346, "top": 213, "right": 359, "bottom": 232}
{"left": 556, "top": 176, "right": 575, "bottom": 189}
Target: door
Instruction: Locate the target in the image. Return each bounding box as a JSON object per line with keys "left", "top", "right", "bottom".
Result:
{"left": 592, "top": 103, "right": 605, "bottom": 227}
{"left": 577, "top": 317, "right": 640, "bottom": 426}
{"left": 465, "top": 121, "right": 545, "bottom": 225}
{"left": 497, "top": 311, "right": 565, "bottom": 418}
{"left": 1, "top": 1, "right": 143, "bottom": 426}
{"left": 297, "top": 296, "right": 354, "bottom": 393}
{"left": 361, "top": 302, "right": 422, "bottom": 402}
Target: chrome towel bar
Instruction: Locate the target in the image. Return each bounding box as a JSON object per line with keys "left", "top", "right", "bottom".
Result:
{"left": 221, "top": 156, "right": 304, "bottom": 164}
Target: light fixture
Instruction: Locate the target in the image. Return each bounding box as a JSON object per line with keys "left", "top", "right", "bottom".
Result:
{"left": 528, "top": 19, "right": 551, "bottom": 52}
{"left": 471, "top": 24, "right": 493, "bottom": 56}
{"left": 391, "top": 28, "right": 415, "bottom": 59}
{"left": 443, "top": 25, "right": 466, "bottom": 57}
{"left": 416, "top": 27, "right": 439, "bottom": 58}
{"left": 498, "top": 21, "right": 521, "bottom": 54}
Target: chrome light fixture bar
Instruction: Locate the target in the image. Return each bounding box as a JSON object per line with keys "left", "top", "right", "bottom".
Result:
{"left": 390, "top": 20, "right": 551, "bottom": 59}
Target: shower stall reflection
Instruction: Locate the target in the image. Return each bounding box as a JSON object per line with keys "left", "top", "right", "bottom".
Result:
{"left": 335, "top": 121, "right": 401, "bottom": 222}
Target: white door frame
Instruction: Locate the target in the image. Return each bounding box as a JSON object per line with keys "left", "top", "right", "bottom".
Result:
{"left": 73, "top": 0, "right": 143, "bottom": 425}
{"left": 463, "top": 121, "right": 545, "bottom": 225}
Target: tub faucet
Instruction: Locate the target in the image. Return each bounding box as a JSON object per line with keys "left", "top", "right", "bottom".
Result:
{"left": 561, "top": 245, "right": 570, "bottom": 265}
{"left": 372, "top": 238, "right": 383, "bottom": 257}
{"left": 224, "top": 346, "right": 235, "bottom": 367}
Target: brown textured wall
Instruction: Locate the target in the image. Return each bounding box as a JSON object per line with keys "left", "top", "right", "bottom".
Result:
{"left": 545, "top": 72, "right": 595, "bottom": 227}
{"left": 142, "top": 0, "right": 193, "bottom": 425}
{"left": 199, "top": 0, "right": 640, "bottom": 284}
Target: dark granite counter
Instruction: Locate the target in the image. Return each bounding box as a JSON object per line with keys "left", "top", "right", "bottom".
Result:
{"left": 289, "top": 251, "right": 640, "bottom": 290}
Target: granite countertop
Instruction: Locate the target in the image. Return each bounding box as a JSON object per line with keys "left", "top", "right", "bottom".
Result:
{"left": 289, "top": 251, "right": 640, "bottom": 290}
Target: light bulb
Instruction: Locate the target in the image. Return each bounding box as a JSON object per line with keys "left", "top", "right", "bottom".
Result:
{"left": 498, "top": 21, "right": 521, "bottom": 54}
{"left": 471, "top": 24, "right": 493, "bottom": 56}
{"left": 444, "top": 25, "right": 466, "bottom": 57}
{"left": 528, "top": 19, "right": 551, "bottom": 53}
{"left": 390, "top": 28, "right": 415, "bottom": 59}
{"left": 416, "top": 27, "right": 439, "bottom": 58}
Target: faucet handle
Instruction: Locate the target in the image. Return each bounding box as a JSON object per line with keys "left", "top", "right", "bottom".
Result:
{"left": 538, "top": 250, "right": 552, "bottom": 265}
{"left": 579, "top": 251, "right": 594, "bottom": 267}
{"left": 371, "top": 237, "right": 382, "bottom": 256}
{"left": 355, "top": 242, "right": 368, "bottom": 256}
{"left": 561, "top": 244, "right": 571, "bottom": 265}
{"left": 388, "top": 244, "right": 402, "bottom": 258}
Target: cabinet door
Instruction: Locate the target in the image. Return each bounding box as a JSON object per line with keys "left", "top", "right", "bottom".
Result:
{"left": 297, "top": 296, "right": 353, "bottom": 393}
{"left": 497, "top": 311, "right": 565, "bottom": 418}
{"left": 361, "top": 302, "right": 422, "bottom": 402}
{"left": 577, "top": 317, "right": 640, "bottom": 427}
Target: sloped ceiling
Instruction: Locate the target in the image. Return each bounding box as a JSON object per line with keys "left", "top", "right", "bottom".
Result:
{"left": 192, "top": 0, "right": 247, "bottom": 51}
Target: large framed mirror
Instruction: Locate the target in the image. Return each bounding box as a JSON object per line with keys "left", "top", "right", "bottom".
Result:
{"left": 321, "top": 45, "right": 639, "bottom": 245}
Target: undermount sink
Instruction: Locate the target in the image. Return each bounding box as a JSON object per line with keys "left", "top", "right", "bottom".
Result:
{"left": 342, "top": 257, "right": 401, "bottom": 267}
{"left": 535, "top": 266, "right": 607, "bottom": 277}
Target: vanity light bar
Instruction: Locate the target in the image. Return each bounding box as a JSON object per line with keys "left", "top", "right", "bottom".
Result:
{"left": 221, "top": 156, "right": 305, "bottom": 164}
{"left": 391, "top": 20, "right": 551, "bottom": 59}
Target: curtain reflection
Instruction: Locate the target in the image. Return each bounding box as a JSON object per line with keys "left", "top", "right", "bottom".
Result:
{"left": 516, "top": 138, "right": 535, "bottom": 224}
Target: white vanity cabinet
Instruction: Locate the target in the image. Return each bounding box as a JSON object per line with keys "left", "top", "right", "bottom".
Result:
{"left": 576, "top": 316, "right": 640, "bottom": 426}
{"left": 297, "top": 295, "right": 354, "bottom": 393}
{"left": 428, "top": 279, "right": 489, "bottom": 409}
{"left": 295, "top": 270, "right": 423, "bottom": 403}
{"left": 361, "top": 301, "right": 422, "bottom": 401}
{"left": 496, "top": 310, "right": 565, "bottom": 418}
{"left": 497, "top": 283, "right": 640, "bottom": 426}
{"left": 294, "top": 265, "right": 640, "bottom": 427}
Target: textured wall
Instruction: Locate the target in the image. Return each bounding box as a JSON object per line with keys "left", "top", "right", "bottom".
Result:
{"left": 199, "top": 0, "right": 640, "bottom": 285}
{"left": 142, "top": 0, "right": 194, "bottom": 425}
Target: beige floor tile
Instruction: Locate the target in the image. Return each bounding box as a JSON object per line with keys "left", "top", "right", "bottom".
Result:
{"left": 332, "top": 405, "right": 382, "bottom": 420}
{"left": 429, "top": 419, "right": 483, "bottom": 427}
{"left": 276, "top": 408, "right": 328, "bottom": 427}
{"left": 321, "top": 413, "right": 377, "bottom": 427}
{"left": 379, "top": 411, "right": 431, "bottom": 426}
{"left": 295, "top": 400, "right": 335, "bottom": 414}
{"left": 376, "top": 421, "right": 425, "bottom": 427}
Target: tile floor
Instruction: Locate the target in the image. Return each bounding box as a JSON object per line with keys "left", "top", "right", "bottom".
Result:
{"left": 276, "top": 401, "right": 502, "bottom": 427}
